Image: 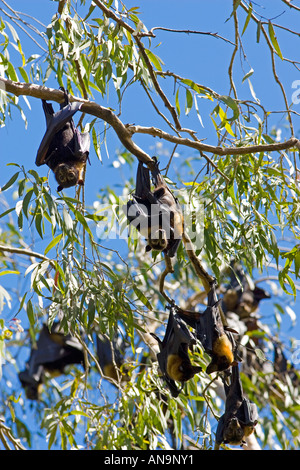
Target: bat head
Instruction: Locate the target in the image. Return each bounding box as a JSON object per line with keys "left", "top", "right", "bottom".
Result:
{"left": 206, "top": 357, "right": 232, "bottom": 374}
{"left": 166, "top": 351, "right": 202, "bottom": 382}
{"left": 146, "top": 228, "right": 168, "bottom": 252}
{"left": 206, "top": 333, "right": 235, "bottom": 374}
{"left": 253, "top": 285, "right": 271, "bottom": 302}
{"left": 54, "top": 162, "right": 82, "bottom": 191}
{"left": 222, "top": 288, "right": 239, "bottom": 312}
{"left": 103, "top": 363, "right": 119, "bottom": 381}
{"left": 223, "top": 417, "right": 245, "bottom": 445}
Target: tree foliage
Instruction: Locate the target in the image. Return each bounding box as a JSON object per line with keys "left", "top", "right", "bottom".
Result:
{"left": 0, "top": 0, "right": 300, "bottom": 450}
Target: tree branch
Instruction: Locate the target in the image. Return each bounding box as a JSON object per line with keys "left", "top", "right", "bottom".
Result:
{"left": 148, "top": 26, "right": 236, "bottom": 46}
{"left": 128, "top": 123, "right": 300, "bottom": 156}
{"left": 1, "top": 77, "right": 299, "bottom": 173}
{"left": 93, "top": 0, "right": 182, "bottom": 130}
{"left": 0, "top": 78, "right": 154, "bottom": 168}
{"left": 159, "top": 255, "right": 174, "bottom": 304}
{"left": 0, "top": 243, "right": 53, "bottom": 265}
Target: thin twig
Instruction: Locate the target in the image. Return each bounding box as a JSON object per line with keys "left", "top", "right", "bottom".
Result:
{"left": 148, "top": 26, "right": 236, "bottom": 46}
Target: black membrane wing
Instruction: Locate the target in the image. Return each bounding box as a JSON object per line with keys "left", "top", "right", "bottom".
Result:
{"left": 36, "top": 100, "right": 82, "bottom": 166}
{"left": 18, "top": 322, "right": 84, "bottom": 399}
{"left": 96, "top": 332, "right": 125, "bottom": 381}
{"left": 151, "top": 308, "right": 198, "bottom": 397}
{"left": 215, "top": 364, "right": 258, "bottom": 447}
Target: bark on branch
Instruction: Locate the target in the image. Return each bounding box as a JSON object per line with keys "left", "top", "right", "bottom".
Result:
{"left": 0, "top": 78, "right": 154, "bottom": 168}
{"left": 1, "top": 77, "right": 299, "bottom": 169}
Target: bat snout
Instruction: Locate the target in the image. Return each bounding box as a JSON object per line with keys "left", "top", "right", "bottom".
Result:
{"left": 224, "top": 417, "right": 245, "bottom": 445}
{"left": 55, "top": 163, "right": 80, "bottom": 189}
{"left": 148, "top": 229, "right": 168, "bottom": 251}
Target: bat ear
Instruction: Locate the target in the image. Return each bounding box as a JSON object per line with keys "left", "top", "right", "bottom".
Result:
{"left": 145, "top": 245, "right": 152, "bottom": 252}
{"left": 57, "top": 185, "right": 64, "bottom": 192}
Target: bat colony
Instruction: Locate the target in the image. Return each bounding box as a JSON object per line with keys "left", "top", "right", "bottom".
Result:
{"left": 20, "top": 88, "right": 274, "bottom": 449}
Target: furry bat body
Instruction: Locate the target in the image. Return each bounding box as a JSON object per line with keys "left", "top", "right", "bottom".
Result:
{"left": 222, "top": 263, "right": 270, "bottom": 318}
{"left": 125, "top": 158, "right": 183, "bottom": 257}
{"left": 19, "top": 322, "right": 84, "bottom": 400}
{"left": 215, "top": 364, "right": 258, "bottom": 448}
{"left": 96, "top": 332, "right": 125, "bottom": 382}
{"left": 151, "top": 307, "right": 201, "bottom": 397}
{"left": 36, "top": 88, "right": 90, "bottom": 191}
{"left": 178, "top": 283, "right": 238, "bottom": 374}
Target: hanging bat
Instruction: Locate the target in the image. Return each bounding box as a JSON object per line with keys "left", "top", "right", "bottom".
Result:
{"left": 151, "top": 306, "right": 202, "bottom": 397}
{"left": 96, "top": 332, "right": 126, "bottom": 382}
{"left": 222, "top": 263, "right": 270, "bottom": 317}
{"left": 18, "top": 322, "right": 84, "bottom": 400}
{"left": 215, "top": 364, "right": 258, "bottom": 448}
{"left": 36, "top": 87, "right": 90, "bottom": 191}
{"left": 18, "top": 358, "right": 44, "bottom": 401}
{"left": 124, "top": 157, "right": 184, "bottom": 257}
{"left": 178, "top": 282, "right": 238, "bottom": 375}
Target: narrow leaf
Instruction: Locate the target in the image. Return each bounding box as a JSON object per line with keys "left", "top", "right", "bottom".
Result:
{"left": 268, "top": 21, "right": 283, "bottom": 59}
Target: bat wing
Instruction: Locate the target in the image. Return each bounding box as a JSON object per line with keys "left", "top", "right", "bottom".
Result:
{"left": 28, "top": 324, "right": 62, "bottom": 365}
{"left": 96, "top": 333, "right": 124, "bottom": 368}
{"left": 240, "top": 398, "right": 258, "bottom": 426}
{"left": 215, "top": 414, "right": 226, "bottom": 446}
{"left": 126, "top": 196, "right": 151, "bottom": 223}
{"left": 137, "top": 161, "right": 151, "bottom": 197}
{"left": 151, "top": 329, "right": 181, "bottom": 397}
{"left": 36, "top": 100, "right": 82, "bottom": 166}
{"left": 75, "top": 129, "right": 91, "bottom": 156}
{"left": 30, "top": 323, "right": 84, "bottom": 370}
{"left": 18, "top": 350, "right": 45, "bottom": 400}
{"left": 163, "top": 309, "right": 196, "bottom": 352}
{"left": 152, "top": 309, "right": 199, "bottom": 396}
{"left": 196, "top": 303, "right": 219, "bottom": 352}
{"left": 164, "top": 238, "right": 181, "bottom": 258}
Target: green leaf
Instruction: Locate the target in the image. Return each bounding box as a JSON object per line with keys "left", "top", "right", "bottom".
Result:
{"left": 87, "top": 298, "right": 95, "bottom": 328}
{"left": 268, "top": 21, "right": 283, "bottom": 59}
{"left": 44, "top": 233, "right": 63, "bottom": 255}
{"left": 295, "top": 251, "right": 300, "bottom": 278}
{"left": 1, "top": 172, "right": 20, "bottom": 192}
{"left": 0, "top": 270, "right": 19, "bottom": 276}
{"left": 22, "top": 189, "right": 34, "bottom": 218}
{"left": 144, "top": 49, "right": 163, "bottom": 71}
{"left": 74, "top": 210, "right": 92, "bottom": 237}
{"left": 175, "top": 88, "right": 180, "bottom": 116}
{"left": 26, "top": 299, "right": 35, "bottom": 325}
{"left": 185, "top": 88, "right": 193, "bottom": 115}
{"left": 219, "top": 95, "right": 239, "bottom": 121}
{"left": 133, "top": 285, "right": 152, "bottom": 309}
{"left": 242, "top": 3, "right": 252, "bottom": 35}
{"left": 62, "top": 207, "right": 74, "bottom": 233}
{"left": 256, "top": 21, "right": 261, "bottom": 43}
{"left": 242, "top": 68, "right": 254, "bottom": 83}
{"left": 0, "top": 208, "right": 14, "bottom": 219}
{"left": 18, "top": 67, "right": 29, "bottom": 83}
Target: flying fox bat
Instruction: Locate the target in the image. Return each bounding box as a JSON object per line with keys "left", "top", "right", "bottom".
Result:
{"left": 178, "top": 282, "right": 238, "bottom": 375}
{"left": 18, "top": 322, "right": 84, "bottom": 400}
{"left": 125, "top": 157, "right": 184, "bottom": 257}
{"left": 222, "top": 263, "right": 270, "bottom": 318}
{"left": 215, "top": 364, "right": 258, "bottom": 449}
{"left": 36, "top": 87, "right": 90, "bottom": 191}
{"left": 96, "top": 332, "right": 126, "bottom": 382}
{"left": 151, "top": 307, "right": 202, "bottom": 397}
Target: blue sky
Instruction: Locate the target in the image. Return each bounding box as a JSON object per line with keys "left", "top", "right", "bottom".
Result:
{"left": 1, "top": 0, "right": 300, "bottom": 449}
{"left": 1, "top": 1, "right": 299, "bottom": 339}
